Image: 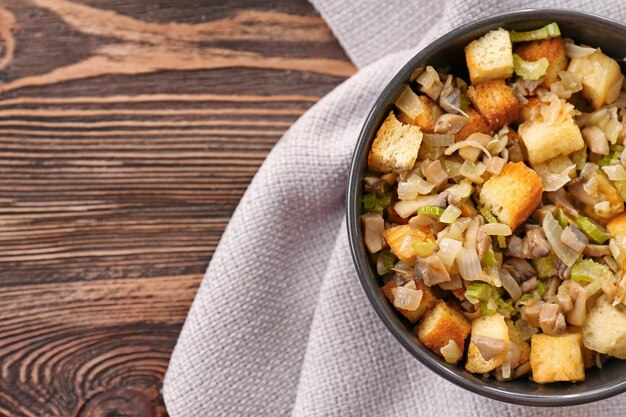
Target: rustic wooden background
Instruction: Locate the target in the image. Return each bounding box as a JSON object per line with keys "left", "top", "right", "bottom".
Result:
{"left": 0, "top": 0, "right": 354, "bottom": 415}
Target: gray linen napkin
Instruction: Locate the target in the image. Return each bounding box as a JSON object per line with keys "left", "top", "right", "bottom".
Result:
{"left": 164, "top": 1, "right": 626, "bottom": 415}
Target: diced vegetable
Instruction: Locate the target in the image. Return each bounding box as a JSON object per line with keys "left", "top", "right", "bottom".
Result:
{"left": 440, "top": 339, "right": 463, "bottom": 364}
{"left": 480, "top": 206, "right": 507, "bottom": 248}
{"left": 533, "top": 256, "right": 556, "bottom": 279}
{"left": 509, "top": 22, "right": 561, "bottom": 43}
{"left": 413, "top": 239, "right": 436, "bottom": 257}
{"left": 483, "top": 223, "right": 513, "bottom": 236}
{"left": 513, "top": 54, "right": 549, "bottom": 80}
{"left": 543, "top": 213, "right": 580, "bottom": 266}
{"left": 574, "top": 215, "right": 612, "bottom": 244}
{"left": 391, "top": 285, "right": 423, "bottom": 311}
{"left": 376, "top": 249, "right": 397, "bottom": 275}
{"left": 456, "top": 247, "right": 483, "bottom": 281}
{"left": 482, "top": 244, "right": 497, "bottom": 267}
{"left": 363, "top": 192, "right": 392, "bottom": 215}
{"left": 440, "top": 205, "right": 462, "bottom": 224}
{"left": 418, "top": 205, "right": 446, "bottom": 217}
{"left": 437, "top": 237, "right": 464, "bottom": 269}
{"left": 570, "top": 258, "right": 612, "bottom": 284}
{"left": 536, "top": 280, "right": 548, "bottom": 298}
{"left": 395, "top": 85, "right": 424, "bottom": 119}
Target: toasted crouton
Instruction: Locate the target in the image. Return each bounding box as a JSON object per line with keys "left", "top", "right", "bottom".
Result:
{"left": 465, "top": 28, "right": 514, "bottom": 84}
{"left": 515, "top": 37, "right": 568, "bottom": 88}
{"left": 518, "top": 97, "right": 584, "bottom": 165}
{"left": 382, "top": 279, "right": 438, "bottom": 323}
{"left": 583, "top": 295, "right": 626, "bottom": 359}
{"left": 530, "top": 333, "right": 585, "bottom": 383}
{"left": 607, "top": 212, "right": 626, "bottom": 237}
{"left": 465, "top": 313, "right": 510, "bottom": 374}
{"left": 467, "top": 79, "right": 520, "bottom": 131}
{"left": 397, "top": 95, "right": 443, "bottom": 133}
{"left": 367, "top": 111, "right": 423, "bottom": 173}
{"left": 479, "top": 162, "right": 543, "bottom": 230}
{"left": 383, "top": 224, "right": 433, "bottom": 263}
{"left": 454, "top": 108, "right": 493, "bottom": 141}
{"left": 568, "top": 49, "right": 624, "bottom": 109}
{"left": 518, "top": 96, "right": 541, "bottom": 123}
{"left": 417, "top": 300, "right": 471, "bottom": 358}
{"left": 506, "top": 320, "right": 531, "bottom": 365}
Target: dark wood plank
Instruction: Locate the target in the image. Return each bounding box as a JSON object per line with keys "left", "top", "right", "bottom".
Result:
{"left": 0, "top": 0, "right": 355, "bottom": 415}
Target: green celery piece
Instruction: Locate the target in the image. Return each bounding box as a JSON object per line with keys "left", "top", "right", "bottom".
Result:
{"left": 482, "top": 244, "right": 497, "bottom": 267}
{"left": 413, "top": 240, "right": 436, "bottom": 257}
{"left": 418, "top": 205, "right": 446, "bottom": 217}
{"left": 571, "top": 259, "right": 612, "bottom": 284}
{"left": 513, "top": 54, "right": 549, "bottom": 80}
{"left": 533, "top": 256, "right": 556, "bottom": 279}
{"left": 598, "top": 152, "right": 619, "bottom": 167}
{"left": 479, "top": 206, "right": 506, "bottom": 248}
{"left": 509, "top": 22, "right": 561, "bottom": 42}
{"left": 536, "top": 279, "right": 548, "bottom": 298}
{"left": 362, "top": 192, "right": 377, "bottom": 211}
{"left": 465, "top": 282, "right": 494, "bottom": 303}
{"left": 377, "top": 193, "right": 392, "bottom": 208}
{"left": 574, "top": 215, "right": 612, "bottom": 244}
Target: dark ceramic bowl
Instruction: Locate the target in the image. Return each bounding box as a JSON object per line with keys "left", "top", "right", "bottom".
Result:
{"left": 347, "top": 9, "right": 626, "bottom": 407}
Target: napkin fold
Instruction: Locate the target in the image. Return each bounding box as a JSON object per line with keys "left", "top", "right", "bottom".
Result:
{"left": 164, "top": 1, "right": 626, "bottom": 415}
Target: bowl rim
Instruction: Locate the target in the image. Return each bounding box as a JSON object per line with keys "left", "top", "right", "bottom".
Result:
{"left": 347, "top": 7, "right": 626, "bottom": 407}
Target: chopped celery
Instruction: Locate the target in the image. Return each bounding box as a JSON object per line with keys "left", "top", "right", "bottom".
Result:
{"left": 465, "top": 282, "right": 494, "bottom": 303}
{"left": 571, "top": 147, "right": 587, "bottom": 171}
{"left": 497, "top": 298, "right": 518, "bottom": 317}
{"left": 571, "top": 259, "right": 612, "bottom": 284}
{"left": 481, "top": 298, "right": 498, "bottom": 315}
{"left": 381, "top": 249, "right": 396, "bottom": 270}
{"left": 378, "top": 193, "right": 392, "bottom": 208}
{"left": 614, "top": 180, "right": 626, "bottom": 201}
{"left": 518, "top": 293, "right": 533, "bottom": 304}
{"left": 362, "top": 192, "right": 377, "bottom": 211}
{"left": 574, "top": 215, "right": 612, "bottom": 244}
{"left": 413, "top": 239, "right": 436, "bottom": 257}
{"left": 482, "top": 244, "right": 497, "bottom": 267}
{"left": 556, "top": 210, "right": 572, "bottom": 229}
{"left": 536, "top": 279, "right": 548, "bottom": 298}
{"left": 509, "top": 22, "right": 561, "bottom": 43}
{"left": 418, "top": 205, "right": 446, "bottom": 217}
{"left": 362, "top": 192, "right": 392, "bottom": 215}
{"left": 610, "top": 144, "right": 625, "bottom": 153}
{"left": 533, "top": 256, "right": 556, "bottom": 279}
{"left": 513, "top": 54, "right": 549, "bottom": 80}
{"left": 598, "top": 152, "right": 619, "bottom": 167}
{"left": 479, "top": 206, "right": 506, "bottom": 248}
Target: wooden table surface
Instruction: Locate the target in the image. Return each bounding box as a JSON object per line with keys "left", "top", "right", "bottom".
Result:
{"left": 0, "top": 1, "right": 354, "bottom": 415}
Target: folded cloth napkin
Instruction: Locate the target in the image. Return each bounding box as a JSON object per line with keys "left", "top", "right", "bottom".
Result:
{"left": 164, "top": 1, "right": 626, "bottom": 415}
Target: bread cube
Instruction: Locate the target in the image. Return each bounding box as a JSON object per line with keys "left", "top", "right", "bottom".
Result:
{"left": 465, "top": 313, "right": 509, "bottom": 374}
{"left": 506, "top": 320, "right": 531, "bottom": 365}
{"left": 397, "top": 95, "right": 443, "bottom": 133}
{"left": 367, "top": 111, "right": 423, "bottom": 173}
{"left": 467, "top": 79, "right": 520, "bottom": 131}
{"left": 515, "top": 37, "right": 568, "bottom": 88}
{"left": 465, "top": 28, "right": 514, "bottom": 84}
{"left": 530, "top": 333, "right": 585, "bottom": 383}
{"left": 568, "top": 49, "right": 623, "bottom": 109}
{"left": 607, "top": 212, "right": 626, "bottom": 237}
{"left": 517, "top": 98, "right": 584, "bottom": 165}
{"left": 479, "top": 162, "right": 543, "bottom": 230}
{"left": 383, "top": 224, "right": 433, "bottom": 263}
{"left": 382, "top": 279, "right": 437, "bottom": 323}
{"left": 454, "top": 108, "right": 493, "bottom": 141}
{"left": 583, "top": 295, "right": 626, "bottom": 359}
{"left": 417, "top": 300, "right": 471, "bottom": 358}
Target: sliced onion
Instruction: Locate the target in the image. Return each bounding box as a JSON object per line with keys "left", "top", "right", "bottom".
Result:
{"left": 443, "top": 160, "right": 463, "bottom": 177}
{"left": 437, "top": 237, "right": 463, "bottom": 270}
{"left": 542, "top": 213, "right": 580, "bottom": 266}
{"left": 440, "top": 205, "right": 462, "bottom": 224}
{"left": 565, "top": 42, "right": 596, "bottom": 58}
{"left": 395, "top": 85, "right": 424, "bottom": 119}
{"left": 409, "top": 214, "right": 435, "bottom": 228}
{"left": 391, "top": 286, "right": 423, "bottom": 311}
{"left": 602, "top": 164, "right": 626, "bottom": 181}
{"left": 456, "top": 247, "right": 483, "bottom": 281}
{"left": 582, "top": 125, "right": 609, "bottom": 155}
{"left": 486, "top": 136, "right": 509, "bottom": 155}
{"left": 486, "top": 156, "right": 506, "bottom": 175}
{"left": 482, "top": 223, "right": 512, "bottom": 236}
{"left": 416, "top": 65, "right": 439, "bottom": 89}
{"left": 394, "top": 196, "right": 438, "bottom": 218}
{"left": 440, "top": 339, "right": 463, "bottom": 364}
{"left": 534, "top": 164, "right": 572, "bottom": 192}
{"left": 445, "top": 140, "right": 492, "bottom": 159}
{"left": 446, "top": 183, "right": 473, "bottom": 199}
{"left": 500, "top": 269, "right": 522, "bottom": 301}
{"left": 423, "top": 133, "right": 455, "bottom": 146}
{"left": 460, "top": 160, "right": 487, "bottom": 184}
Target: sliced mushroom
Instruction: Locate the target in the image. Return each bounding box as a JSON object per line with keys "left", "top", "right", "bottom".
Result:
{"left": 476, "top": 228, "right": 491, "bottom": 262}
{"left": 503, "top": 258, "right": 536, "bottom": 283}
{"left": 363, "top": 176, "right": 385, "bottom": 194}
{"left": 546, "top": 189, "right": 579, "bottom": 217}
{"left": 423, "top": 160, "right": 448, "bottom": 188}
{"left": 520, "top": 276, "right": 538, "bottom": 294}
{"left": 414, "top": 255, "right": 451, "bottom": 286}
{"left": 561, "top": 225, "right": 588, "bottom": 253}
{"left": 539, "top": 302, "right": 566, "bottom": 335}
{"left": 506, "top": 235, "right": 528, "bottom": 259}
{"left": 434, "top": 113, "right": 469, "bottom": 134}
{"left": 556, "top": 281, "right": 574, "bottom": 313}
{"left": 566, "top": 281, "right": 588, "bottom": 326}
{"left": 525, "top": 227, "right": 551, "bottom": 258}
{"left": 362, "top": 214, "right": 385, "bottom": 254}
{"left": 583, "top": 244, "right": 611, "bottom": 257}
{"left": 439, "top": 75, "right": 466, "bottom": 115}
{"left": 522, "top": 299, "right": 544, "bottom": 328}
{"left": 472, "top": 335, "right": 508, "bottom": 361}
{"left": 439, "top": 273, "right": 463, "bottom": 290}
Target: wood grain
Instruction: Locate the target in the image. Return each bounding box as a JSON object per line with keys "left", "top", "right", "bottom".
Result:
{"left": 0, "top": 0, "right": 354, "bottom": 415}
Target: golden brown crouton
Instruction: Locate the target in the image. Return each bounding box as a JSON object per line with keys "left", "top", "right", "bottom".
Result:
{"left": 518, "top": 96, "right": 541, "bottom": 123}
{"left": 530, "top": 333, "right": 585, "bottom": 383}
{"left": 465, "top": 313, "right": 510, "bottom": 374}
{"left": 506, "top": 320, "right": 531, "bottom": 365}
{"left": 517, "top": 96, "right": 584, "bottom": 165}
{"left": 568, "top": 49, "right": 624, "bottom": 109}
{"left": 515, "top": 37, "right": 568, "bottom": 88}
{"left": 454, "top": 108, "right": 493, "bottom": 141}
{"left": 382, "top": 279, "right": 438, "bottom": 324}
{"left": 383, "top": 224, "right": 434, "bottom": 263}
{"left": 479, "top": 162, "right": 543, "bottom": 230}
{"left": 583, "top": 295, "right": 626, "bottom": 359}
{"left": 465, "top": 28, "right": 514, "bottom": 84}
{"left": 417, "top": 300, "right": 471, "bottom": 358}
{"left": 467, "top": 79, "right": 520, "bottom": 131}
{"left": 367, "top": 111, "right": 423, "bottom": 173}
{"left": 607, "top": 212, "right": 626, "bottom": 237}
{"left": 397, "top": 95, "right": 443, "bottom": 133}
